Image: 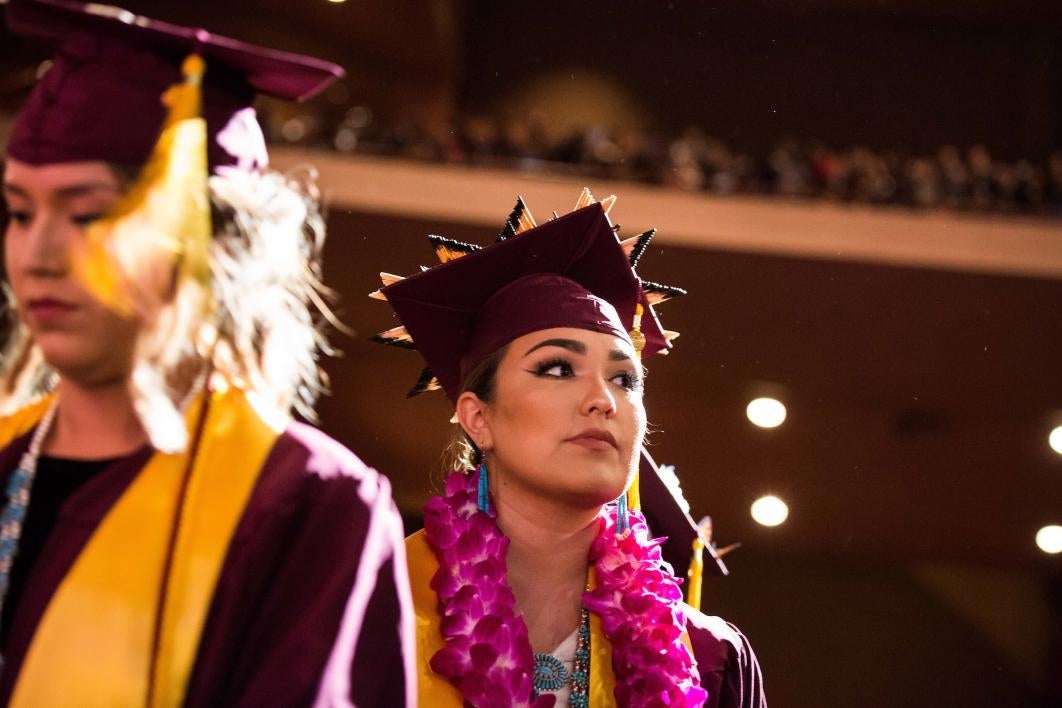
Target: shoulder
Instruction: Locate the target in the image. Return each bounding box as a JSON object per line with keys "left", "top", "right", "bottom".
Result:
{"left": 684, "top": 606, "right": 767, "bottom": 708}
{"left": 239, "top": 421, "right": 398, "bottom": 532}
{"left": 267, "top": 421, "right": 390, "bottom": 501}
{"left": 0, "top": 396, "right": 52, "bottom": 449}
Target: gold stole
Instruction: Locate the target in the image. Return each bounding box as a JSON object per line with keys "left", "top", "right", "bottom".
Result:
{"left": 406, "top": 529, "right": 618, "bottom": 706}
{"left": 0, "top": 388, "right": 279, "bottom": 708}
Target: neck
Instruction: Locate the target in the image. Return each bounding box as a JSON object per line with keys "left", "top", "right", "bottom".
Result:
{"left": 45, "top": 377, "right": 148, "bottom": 459}
{"left": 493, "top": 476, "right": 600, "bottom": 653}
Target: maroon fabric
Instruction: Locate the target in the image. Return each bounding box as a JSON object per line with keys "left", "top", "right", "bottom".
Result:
{"left": 639, "top": 448, "right": 729, "bottom": 578}
{"left": 687, "top": 611, "right": 768, "bottom": 708}
{"left": 0, "top": 421, "right": 413, "bottom": 707}
{"left": 461, "top": 273, "right": 628, "bottom": 385}
{"left": 382, "top": 203, "right": 670, "bottom": 401}
{"left": 4, "top": 0, "right": 343, "bottom": 167}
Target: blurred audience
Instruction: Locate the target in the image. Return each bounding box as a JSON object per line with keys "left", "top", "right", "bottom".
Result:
{"left": 286, "top": 106, "right": 1062, "bottom": 217}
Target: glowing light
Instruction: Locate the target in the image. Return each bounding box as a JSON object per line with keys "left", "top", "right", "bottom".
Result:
{"left": 327, "top": 0, "right": 346, "bottom": 3}
{"left": 1036, "top": 525, "right": 1062, "bottom": 554}
{"left": 280, "top": 118, "right": 307, "bottom": 143}
{"left": 746, "top": 397, "right": 787, "bottom": 428}
{"left": 1049, "top": 426, "right": 1062, "bottom": 455}
{"left": 751, "top": 495, "right": 789, "bottom": 527}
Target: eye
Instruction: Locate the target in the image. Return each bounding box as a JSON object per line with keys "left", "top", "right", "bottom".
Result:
{"left": 5, "top": 210, "right": 32, "bottom": 227}
{"left": 532, "top": 357, "right": 574, "bottom": 379}
{"left": 610, "top": 370, "right": 643, "bottom": 393}
{"left": 71, "top": 213, "right": 104, "bottom": 227}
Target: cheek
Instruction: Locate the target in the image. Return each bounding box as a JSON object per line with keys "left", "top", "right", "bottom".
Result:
{"left": 622, "top": 395, "right": 648, "bottom": 451}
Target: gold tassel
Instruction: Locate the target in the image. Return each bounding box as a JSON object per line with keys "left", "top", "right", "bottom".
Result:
{"left": 625, "top": 302, "right": 646, "bottom": 513}
{"left": 687, "top": 537, "right": 705, "bottom": 611}
{"left": 625, "top": 467, "right": 641, "bottom": 513}
{"left": 75, "top": 53, "right": 212, "bottom": 319}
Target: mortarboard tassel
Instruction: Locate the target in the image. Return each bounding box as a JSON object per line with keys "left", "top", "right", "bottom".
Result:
{"left": 74, "top": 53, "right": 212, "bottom": 320}
{"left": 688, "top": 536, "right": 705, "bottom": 612}
{"left": 625, "top": 303, "right": 647, "bottom": 516}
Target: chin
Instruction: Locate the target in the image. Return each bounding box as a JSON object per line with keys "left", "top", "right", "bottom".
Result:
{"left": 39, "top": 344, "right": 129, "bottom": 387}
{"left": 560, "top": 460, "right": 632, "bottom": 508}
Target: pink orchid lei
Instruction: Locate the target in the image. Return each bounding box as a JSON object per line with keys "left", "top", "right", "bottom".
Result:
{"left": 422, "top": 469, "right": 708, "bottom": 707}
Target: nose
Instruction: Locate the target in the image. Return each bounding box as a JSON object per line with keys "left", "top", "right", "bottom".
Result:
{"left": 581, "top": 375, "right": 617, "bottom": 418}
{"left": 23, "top": 214, "right": 70, "bottom": 277}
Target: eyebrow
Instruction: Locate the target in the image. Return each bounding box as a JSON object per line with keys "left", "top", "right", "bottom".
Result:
{"left": 524, "top": 338, "right": 586, "bottom": 357}
{"left": 523, "top": 337, "right": 636, "bottom": 363}
{"left": 2, "top": 182, "right": 120, "bottom": 200}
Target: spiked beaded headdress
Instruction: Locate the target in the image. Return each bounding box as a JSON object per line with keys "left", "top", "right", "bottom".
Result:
{"left": 371, "top": 188, "right": 684, "bottom": 401}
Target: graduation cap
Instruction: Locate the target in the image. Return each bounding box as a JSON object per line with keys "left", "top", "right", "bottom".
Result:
{"left": 638, "top": 449, "right": 730, "bottom": 590}
{"left": 4, "top": 0, "right": 344, "bottom": 169}
{"left": 3, "top": 0, "right": 345, "bottom": 320}
{"left": 374, "top": 191, "right": 681, "bottom": 401}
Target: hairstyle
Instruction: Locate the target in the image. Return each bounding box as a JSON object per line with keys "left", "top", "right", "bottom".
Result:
{"left": 0, "top": 162, "right": 338, "bottom": 452}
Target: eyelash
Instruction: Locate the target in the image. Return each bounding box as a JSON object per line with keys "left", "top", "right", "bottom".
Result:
{"left": 6, "top": 211, "right": 31, "bottom": 226}
{"left": 531, "top": 357, "right": 643, "bottom": 392}
{"left": 72, "top": 213, "right": 104, "bottom": 227}
{"left": 4, "top": 212, "right": 102, "bottom": 228}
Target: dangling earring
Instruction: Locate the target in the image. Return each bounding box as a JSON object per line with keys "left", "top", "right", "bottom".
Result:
{"left": 616, "top": 492, "right": 629, "bottom": 534}
{"left": 477, "top": 462, "right": 491, "bottom": 514}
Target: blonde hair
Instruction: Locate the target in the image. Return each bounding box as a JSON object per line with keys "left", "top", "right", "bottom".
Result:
{"left": 0, "top": 164, "right": 338, "bottom": 452}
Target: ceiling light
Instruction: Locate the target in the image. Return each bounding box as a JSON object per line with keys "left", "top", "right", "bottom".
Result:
{"left": 747, "top": 397, "right": 786, "bottom": 428}
{"left": 1049, "top": 426, "right": 1062, "bottom": 455}
{"left": 1036, "top": 525, "right": 1062, "bottom": 554}
{"left": 751, "top": 495, "right": 789, "bottom": 527}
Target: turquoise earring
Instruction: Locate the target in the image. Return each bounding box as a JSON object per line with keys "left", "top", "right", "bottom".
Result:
{"left": 477, "top": 463, "right": 490, "bottom": 514}
{"left": 616, "top": 492, "right": 629, "bottom": 534}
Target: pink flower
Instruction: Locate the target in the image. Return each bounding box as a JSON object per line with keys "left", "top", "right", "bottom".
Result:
{"left": 423, "top": 470, "right": 708, "bottom": 707}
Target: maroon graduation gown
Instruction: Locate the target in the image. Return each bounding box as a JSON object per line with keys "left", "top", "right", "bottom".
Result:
{"left": 687, "top": 611, "right": 768, "bottom": 708}
{"left": 0, "top": 422, "right": 414, "bottom": 707}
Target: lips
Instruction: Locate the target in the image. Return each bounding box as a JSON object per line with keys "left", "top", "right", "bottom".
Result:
{"left": 26, "top": 297, "right": 77, "bottom": 322}
{"left": 567, "top": 428, "right": 618, "bottom": 451}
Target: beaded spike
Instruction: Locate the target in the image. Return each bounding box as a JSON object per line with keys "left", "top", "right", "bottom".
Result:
{"left": 621, "top": 228, "right": 656, "bottom": 268}
{"left": 371, "top": 325, "right": 416, "bottom": 350}
{"left": 497, "top": 196, "right": 536, "bottom": 241}
{"left": 428, "top": 234, "right": 481, "bottom": 264}
{"left": 368, "top": 272, "right": 405, "bottom": 301}
{"left": 641, "top": 279, "right": 687, "bottom": 306}
{"left": 406, "top": 367, "right": 442, "bottom": 398}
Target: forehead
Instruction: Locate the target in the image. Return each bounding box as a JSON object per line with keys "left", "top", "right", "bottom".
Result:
{"left": 506, "top": 327, "right": 638, "bottom": 360}
{"left": 2, "top": 159, "right": 120, "bottom": 196}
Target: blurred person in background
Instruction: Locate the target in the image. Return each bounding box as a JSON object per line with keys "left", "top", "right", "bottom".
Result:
{"left": 0, "top": 1, "right": 414, "bottom": 704}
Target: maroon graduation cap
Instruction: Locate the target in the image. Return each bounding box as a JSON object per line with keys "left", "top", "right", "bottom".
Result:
{"left": 4, "top": 0, "right": 344, "bottom": 168}
{"left": 375, "top": 197, "right": 681, "bottom": 401}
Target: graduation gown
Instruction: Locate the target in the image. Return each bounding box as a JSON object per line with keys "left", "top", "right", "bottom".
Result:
{"left": 0, "top": 393, "right": 415, "bottom": 707}
{"left": 406, "top": 529, "right": 766, "bottom": 708}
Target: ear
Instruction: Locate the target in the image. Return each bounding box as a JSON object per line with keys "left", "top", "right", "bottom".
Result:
{"left": 455, "top": 391, "right": 492, "bottom": 452}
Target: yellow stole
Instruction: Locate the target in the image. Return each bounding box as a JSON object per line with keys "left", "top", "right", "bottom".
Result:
{"left": 0, "top": 388, "right": 279, "bottom": 708}
{"left": 406, "top": 529, "right": 617, "bottom": 706}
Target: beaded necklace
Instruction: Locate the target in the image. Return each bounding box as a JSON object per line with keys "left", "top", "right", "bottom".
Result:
{"left": 532, "top": 605, "right": 590, "bottom": 706}
{"left": 0, "top": 401, "right": 58, "bottom": 672}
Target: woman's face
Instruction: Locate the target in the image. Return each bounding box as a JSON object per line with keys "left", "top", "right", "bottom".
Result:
{"left": 477, "top": 326, "right": 647, "bottom": 510}
{"left": 2, "top": 158, "right": 139, "bottom": 385}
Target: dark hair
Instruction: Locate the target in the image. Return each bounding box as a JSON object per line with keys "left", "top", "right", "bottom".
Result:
{"left": 443, "top": 345, "right": 506, "bottom": 471}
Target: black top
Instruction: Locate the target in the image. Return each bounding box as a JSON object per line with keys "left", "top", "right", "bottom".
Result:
{"left": 0, "top": 456, "right": 114, "bottom": 648}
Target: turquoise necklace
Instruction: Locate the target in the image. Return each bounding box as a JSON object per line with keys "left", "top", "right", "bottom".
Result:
{"left": 0, "top": 401, "right": 58, "bottom": 674}
{"left": 532, "top": 604, "right": 591, "bottom": 706}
